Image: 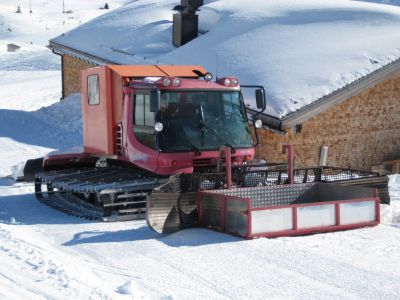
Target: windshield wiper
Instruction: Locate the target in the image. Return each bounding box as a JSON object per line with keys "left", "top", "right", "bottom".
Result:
{"left": 197, "top": 104, "right": 206, "bottom": 138}
{"left": 196, "top": 104, "right": 235, "bottom": 153}
{"left": 188, "top": 141, "right": 202, "bottom": 156}
{"left": 207, "top": 127, "right": 236, "bottom": 154}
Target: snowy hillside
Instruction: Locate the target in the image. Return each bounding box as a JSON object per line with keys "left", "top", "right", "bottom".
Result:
{"left": 0, "top": 0, "right": 129, "bottom": 177}
{"left": 1, "top": 0, "right": 400, "bottom": 299}
{"left": 51, "top": 0, "right": 400, "bottom": 117}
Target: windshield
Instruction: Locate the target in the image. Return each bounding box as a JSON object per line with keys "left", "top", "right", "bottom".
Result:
{"left": 158, "top": 91, "right": 252, "bottom": 152}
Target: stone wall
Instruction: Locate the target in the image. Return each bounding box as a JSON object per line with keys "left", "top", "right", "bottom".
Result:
{"left": 62, "top": 55, "right": 97, "bottom": 97}
{"left": 257, "top": 74, "right": 400, "bottom": 171}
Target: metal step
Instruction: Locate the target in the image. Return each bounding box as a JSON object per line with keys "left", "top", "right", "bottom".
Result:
{"left": 118, "top": 208, "right": 145, "bottom": 214}
{"left": 102, "top": 213, "right": 146, "bottom": 222}
{"left": 103, "top": 200, "right": 147, "bottom": 207}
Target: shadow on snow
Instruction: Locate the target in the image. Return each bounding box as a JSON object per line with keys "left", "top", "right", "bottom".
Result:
{"left": 0, "top": 109, "right": 81, "bottom": 149}
{"left": 0, "top": 193, "right": 92, "bottom": 225}
{"left": 62, "top": 227, "right": 241, "bottom": 248}
{"left": 0, "top": 192, "right": 241, "bottom": 247}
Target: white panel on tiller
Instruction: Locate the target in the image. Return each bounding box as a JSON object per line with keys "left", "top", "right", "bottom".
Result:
{"left": 251, "top": 208, "right": 293, "bottom": 234}
{"left": 340, "top": 201, "right": 376, "bottom": 225}
{"left": 297, "top": 204, "right": 335, "bottom": 229}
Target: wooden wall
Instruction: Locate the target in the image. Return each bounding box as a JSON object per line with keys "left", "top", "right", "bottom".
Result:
{"left": 62, "top": 55, "right": 97, "bottom": 97}
{"left": 257, "top": 74, "right": 400, "bottom": 171}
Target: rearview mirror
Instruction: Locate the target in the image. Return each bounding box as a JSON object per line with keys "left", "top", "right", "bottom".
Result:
{"left": 255, "top": 89, "right": 264, "bottom": 109}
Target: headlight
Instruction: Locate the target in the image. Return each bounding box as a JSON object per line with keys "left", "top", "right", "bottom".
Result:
{"left": 154, "top": 122, "right": 164, "bottom": 132}
{"left": 255, "top": 119, "right": 262, "bottom": 129}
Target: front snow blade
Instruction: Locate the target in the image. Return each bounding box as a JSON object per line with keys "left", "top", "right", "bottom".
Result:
{"left": 146, "top": 192, "right": 183, "bottom": 234}
{"left": 20, "top": 157, "right": 44, "bottom": 182}
{"left": 146, "top": 191, "right": 198, "bottom": 234}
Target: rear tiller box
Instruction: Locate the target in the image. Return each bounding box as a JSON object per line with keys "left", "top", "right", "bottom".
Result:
{"left": 197, "top": 183, "right": 380, "bottom": 239}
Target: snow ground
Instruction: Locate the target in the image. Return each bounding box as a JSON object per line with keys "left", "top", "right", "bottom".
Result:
{"left": 0, "top": 177, "right": 400, "bottom": 299}
{"left": 1, "top": 1, "right": 400, "bottom": 299}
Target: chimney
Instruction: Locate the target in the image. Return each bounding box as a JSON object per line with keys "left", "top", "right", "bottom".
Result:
{"left": 182, "top": 0, "right": 203, "bottom": 11}
{"left": 172, "top": 0, "right": 203, "bottom": 47}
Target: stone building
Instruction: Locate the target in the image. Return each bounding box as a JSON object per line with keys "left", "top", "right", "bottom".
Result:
{"left": 49, "top": 1, "right": 400, "bottom": 171}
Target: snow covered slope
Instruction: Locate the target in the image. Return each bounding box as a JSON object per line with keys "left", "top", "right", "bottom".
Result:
{"left": 0, "top": 0, "right": 128, "bottom": 46}
{"left": 0, "top": 0, "right": 129, "bottom": 177}
{"left": 51, "top": 0, "right": 400, "bottom": 117}
{"left": 0, "top": 176, "right": 400, "bottom": 299}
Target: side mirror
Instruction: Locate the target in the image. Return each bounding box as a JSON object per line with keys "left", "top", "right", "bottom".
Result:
{"left": 256, "top": 89, "right": 265, "bottom": 109}
{"left": 150, "top": 90, "right": 158, "bottom": 112}
{"left": 255, "top": 89, "right": 264, "bottom": 109}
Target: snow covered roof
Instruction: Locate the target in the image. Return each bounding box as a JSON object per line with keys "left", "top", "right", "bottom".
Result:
{"left": 50, "top": 0, "right": 400, "bottom": 121}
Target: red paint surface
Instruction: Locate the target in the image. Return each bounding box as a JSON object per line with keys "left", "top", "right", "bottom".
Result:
{"left": 78, "top": 65, "right": 255, "bottom": 175}
{"left": 225, "top": 148, "right": 232, "bottom": 189}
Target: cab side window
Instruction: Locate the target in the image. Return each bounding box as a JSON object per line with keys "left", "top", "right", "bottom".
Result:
{"left": 134, "top": 93, "right": 155, "bottom": 149}
{"left": 87, "top": 75, "right": 100, "bottom": 105}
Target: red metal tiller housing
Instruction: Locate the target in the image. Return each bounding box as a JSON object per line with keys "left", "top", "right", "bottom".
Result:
{"left": 197, "top": 183, "right": 380, "bottom": 239}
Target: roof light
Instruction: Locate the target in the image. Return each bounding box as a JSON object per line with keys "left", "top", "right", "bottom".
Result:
{"left": 216, "top": 77, "right": 240, "bottom": 87}
{"left": 173, "top": 78, "right": 181, "bottom": 86}
{"left": 163, "top": 78, "right": 171, "bottom": 86}
{"left": 204, "top": 72, "right": 213, "bottom": 81}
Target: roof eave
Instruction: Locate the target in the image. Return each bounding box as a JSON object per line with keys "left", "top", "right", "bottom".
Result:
{"left": 282, "top": 58, "right": 400, "bottom": 128}
{"left": 49, "top": 40, "right": 114, "bottom": 66}
{"left": 246, "top": 107, "right": 284, "bottom": 133}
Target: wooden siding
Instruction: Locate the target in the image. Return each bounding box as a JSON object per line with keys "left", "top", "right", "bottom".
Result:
{"left": 63, "top": 55, "right": 97, "bottom": 97}
{"left": 257, "top": 74, "right": 400, "bottom": 171}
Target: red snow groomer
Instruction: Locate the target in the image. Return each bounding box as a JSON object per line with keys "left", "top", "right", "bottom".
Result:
{"left": 28, "top": 65, "right": 265, "bottom": 229}
{"left": 26, "top": 65, "right": 385, "bottom": 237}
